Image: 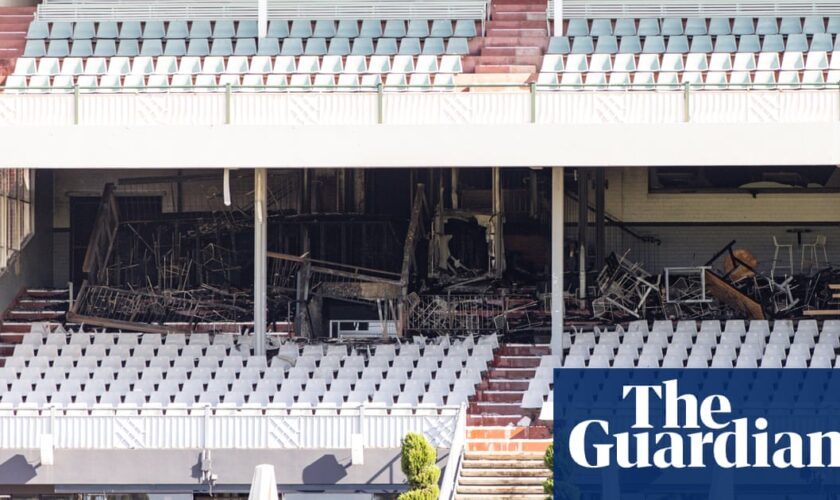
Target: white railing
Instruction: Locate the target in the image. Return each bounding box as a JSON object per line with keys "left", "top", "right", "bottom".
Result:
{"left": 0, "top": 405, "right": 459, "bottom": 449}
{"left": 438, "top": 403, "right": 468, "bottom": 500}
{"left": 36, "top": 0, "right": 489, "bottom": 22}
{"left": 549, "top": 0, "right": 840, "bottom": 18}
{"left": 0, "top": 86, "right": 838, "bottom": 126}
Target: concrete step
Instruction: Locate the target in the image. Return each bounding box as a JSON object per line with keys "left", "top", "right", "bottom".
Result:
{"left": 487, "top": 368, "right": 536, "bottom": 379}
{"left": 465, "top": 450, "right": 547, "bottom": 461}
{"left": 0, "top": 7, "right": 37, "bottom": 15}
{"left": 494, "top": 356, "right": 542, "bottom": 368}
{"left": 467, "top": 415, "right": 525, "bottom": 426}
{"left": 487, "top": 20, "right": 547, "bottom": 29}
{"left": 456, "top": 485, "right": 544, "bottom": 495}
{"left": 480, "top": 46, "right": 543, "bottom": 57}
{"left": 486, "top": 28, "right": 547, "bottom": 37}
{"left": 462, "top": 459, "right": 546, "bottom": 469}
{"left": 498, "top": 344, "right": 551, "bottom": 356}
{"left": 493, "top": 11, "right": 548, "bottom": 21}
{"left": 470, "top": 401, "right": 526, "bottom": 415}
{"left": 467, "top": 438, "right": 553, "bottom": 453}
{"left": 491, "top": 4, "right": 547, "bottom": 12}
{"left": 6, "top": 310, "right": 65, "bottom": 319}
{"left": 485, "top": 379, "right": 530, "bottom": 391}
{"left": 467, "top": 426, "right": 552, "bottom": 440}
{"left": 475, "top": 64, "right": 537, "bottom": 73}
{"left": 483, "top": 36, "right": 548, "bottom": 49}
{"left": 461, "top": 461, "right": 551, "bottom": 478}
{"left": 473, "top": 390, "right": 524, "bottom": 403}
{"left": 459, "top": 476, "right": 546, "bottom": 486}
{"left": 469, "top": 55, "right": 543, "bottom": 66}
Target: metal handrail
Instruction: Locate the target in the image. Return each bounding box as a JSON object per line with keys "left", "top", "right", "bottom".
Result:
{"left": 3, "top": 82, "right": 840, "bottom": 92}
{"left": 438, "top": 402, "right": 468, "bottom": 500}
{"left": 36, "top": 0, "right": 488, "bottom": 22}
{"left": 547, "top": 0, "right": 840, "bottom": 19}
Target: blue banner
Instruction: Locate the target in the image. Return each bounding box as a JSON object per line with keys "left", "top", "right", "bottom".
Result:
{"left": 553, "top": 369, "right": 840, "bottom": 499}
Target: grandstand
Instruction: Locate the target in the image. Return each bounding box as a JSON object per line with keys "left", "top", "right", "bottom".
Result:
{"left": 0, "top": 0, "right": 836, "bottom": 497}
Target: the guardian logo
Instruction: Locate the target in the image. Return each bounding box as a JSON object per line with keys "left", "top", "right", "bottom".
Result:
{"left": 567, "top": 378, "right": 840, "bottom": 469}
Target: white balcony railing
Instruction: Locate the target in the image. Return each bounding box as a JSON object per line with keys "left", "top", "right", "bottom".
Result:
{"left": 0, "top": 404, "right": 460, "bottom": 449}
{"left": 1, "top": 85, "right": 839, "bottom": 127}
{"left": 36, "top": 0, "right": 489, "bottom": 22}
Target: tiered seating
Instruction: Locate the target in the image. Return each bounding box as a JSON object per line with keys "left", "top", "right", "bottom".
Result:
{"left": 0, "top": 329, "right": 495, "bottom": 408}
{"left": 4, "top": 19, "right": 475, "bottom": 92}
{"left": 522, "top": 319, "right": 840, "bottom": 408}
{"left": 539, "top": 16, "right": 840, "bottom": 88}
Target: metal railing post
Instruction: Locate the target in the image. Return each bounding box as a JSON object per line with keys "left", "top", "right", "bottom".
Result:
{"left": 683, "top": 82, "right": 690, "bottom": 123}
{"left": 376, "top": 83, "right": 384, "bottom": 124}
{"left": 224, "top": 83, "right": 232, "bottom": 125}
{"left": 529, "top": 81, "right": 537, "bottom": 123}
{"left": 73, "top": 84, "right": 80, "bottom": 125}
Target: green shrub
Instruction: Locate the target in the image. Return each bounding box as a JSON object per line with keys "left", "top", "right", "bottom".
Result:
{"left": 397, "top": 485, "right": 440, "bottom": 500}
{"left": 411, "top": 463, "right": 441, "bottom": 488}
{"left": 400, "top": 433, "right": 436, "bottom": 480}
{"left": 399, "top": 433, "right": 441, "bottom": 499}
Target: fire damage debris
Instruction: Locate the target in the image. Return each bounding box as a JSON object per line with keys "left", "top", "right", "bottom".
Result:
{"left": 65, "top": 172, "right": 840, "bottom": 338}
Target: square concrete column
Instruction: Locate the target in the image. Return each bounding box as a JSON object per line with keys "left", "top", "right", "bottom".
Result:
{"left": 551, "top": 167, "right": 564, "bottom": 358}
{"left": 254, "top": 168, "right": 267, "bottom": 356}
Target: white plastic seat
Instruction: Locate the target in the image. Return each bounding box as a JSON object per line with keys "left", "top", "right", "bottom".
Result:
{"left": 589, "top": 53, "right": 612, "bottom": 72}
{"left": 637, "top": 53, "right": 660, "bottom": 72}
{"left": 296, "top": 55, "right": 320, "bottom": 74}
{"left": 709, "top": 53, "right": 732, "bottom": 71}
{"left": 614, "top": 53, "right": 636, "bottom": 72}
{"left": 685, "top": 53, "right": 708, "bottom": 71}
{"left": 541, "top": 54, "right": 564, "bottom": 72}
{"left": 564, "top": 54, "right": 588, "bottom": 72}
{"left": 781, "top": 51, "right": 805, "bottom": 70}
{"left": 757, "top": 52, "right": 780, "bottom": 70}
{"left": 661, "top": 54, "right": 684, "bottom": 71}
{"left": 732, "top": 53, "right": 756, "bottom": 71}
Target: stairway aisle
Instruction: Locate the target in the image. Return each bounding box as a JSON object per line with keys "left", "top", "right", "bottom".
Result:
{"left": 0, "top": 6, "right": 34, "bottom": 84}
{"left": 456, "top": 342, "right": 553, "bottom": 499}
{"left": 464, "top": 0, "right": 549, "bottom": 81}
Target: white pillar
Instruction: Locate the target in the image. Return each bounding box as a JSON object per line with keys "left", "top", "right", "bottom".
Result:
{"left": 554, "top": 0, "right": 564, "bottom": 36}
{"left": 551, "top": 167, "right": 564, "bottom": 358}
{"left": 254, "top": 168, "right": 267, "bottom": 356}
{"left": 257, "top": 0, "right": 267, "bottom": 38}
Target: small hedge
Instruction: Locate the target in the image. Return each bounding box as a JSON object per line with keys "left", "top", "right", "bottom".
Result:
{"left": 398, "top": 433, "right": 441, "bottom": 500}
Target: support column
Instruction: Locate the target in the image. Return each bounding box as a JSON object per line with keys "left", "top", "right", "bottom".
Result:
{"left": 551, "top": 167, "right": 564, "bottom": 357}
{"left": 491, "top": 167, "right": 505, "bottom": 279}
{"left": 254, "top": 168, "right": 268, "bottom": 356}
{"left": 595, "top": 168, "right": 606, "bottom": 270}
{"left": 554, "top": 0, "right": 563, "bottom": 36}
{"left": 577, "top": 168, "right": 588, "bottom": 299}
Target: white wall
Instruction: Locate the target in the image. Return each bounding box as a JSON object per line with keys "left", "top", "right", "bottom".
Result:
{"left": 604, "top": 168, "right": 840, "bottom": 223}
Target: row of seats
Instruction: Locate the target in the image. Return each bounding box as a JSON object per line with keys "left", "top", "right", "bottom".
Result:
{"left": 547, "top": 34, "right": 840, "bottom": 55}
{"left": 522, "top": 320, "right": 840, "bottom": 407}
{"left": 562, "top": 16, "right": 840, "bottom": 36}
{"left": 537, "top": 70, "right": 834, "bottom": 89}
{"left": 22, "top": 37, "right": 470, "bottom": 58}
{"left": 4, "top": 74, "right": 460, "bottom": 92}
{"left": 14, "top": 55, "right": 464, "bottom": 76}
{"left": 27, "top": 19, "right": 478, "bottom": 40}
{"left": 0, "top": 331, "right": 495, "bottom": 407}
{"left": 0, "top": 376, "right": 475, "bottom": 406}
{"left": 540, "top": 51, "right": 840, "bottom": 73}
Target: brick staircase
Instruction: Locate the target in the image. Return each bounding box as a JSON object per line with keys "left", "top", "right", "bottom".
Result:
{"left": 456, "top": 426, "right": 551, "bottom": 499}
{"left": 0, "top": 6, "right": 34, "bottom": 84}
{"left": 463, "top": 0, "right": 549, "bottom": 82}
{"left": 469, "top": 343, "right": 548, "bottom": 426}
{"left": 454, "top": 343, "right": 552, "bottom": 499}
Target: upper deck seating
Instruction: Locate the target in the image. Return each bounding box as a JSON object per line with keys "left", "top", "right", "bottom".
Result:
{"left": 538, "top": 16, "right": 840, "bottom": 89}
{"left": 6, "top": 19, "right": 475, "bottom": 92}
